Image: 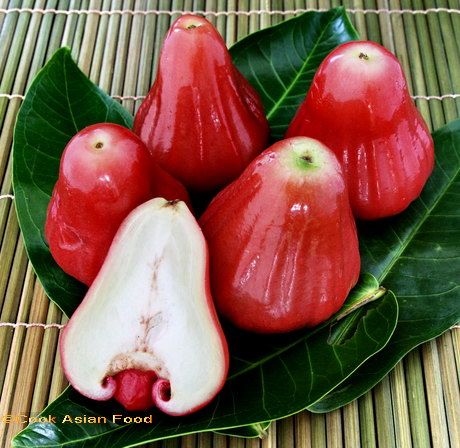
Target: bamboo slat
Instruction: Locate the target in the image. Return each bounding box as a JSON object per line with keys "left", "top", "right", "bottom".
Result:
{"left": 0, "top": 1, "right": 458, "bottom": 448}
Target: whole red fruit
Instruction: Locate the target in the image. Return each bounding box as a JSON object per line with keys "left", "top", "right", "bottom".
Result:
{"left": 287, "top": 41, "right": 434, "bottom": 220}
{"left": 200, "top": 137, "right": 360, "bottom": 333}
{"left": 133, "top": 15, "right": 269, "bottom": 192}
{"left": 45, "top": 123, "right": 189, "bottom": 286}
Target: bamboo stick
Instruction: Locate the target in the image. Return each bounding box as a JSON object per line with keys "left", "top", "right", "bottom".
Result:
{"left": 236, "top": 0, "right": 249, "bottom": 40}
{"left": 409, "top": 0, "right": 444, "bottom": 130}
{"left": 277, "top": 416, "right": 295, "bottom": 448}
{"left": 110, "top": 0, "right": 135, "bottom": 97}
{"left": 343, "top": 0, "right": 368, "bottom": 38}
{"left": 3, "top": 283, "right": 50, "bottom": 443}
{"left": 294, "top": 412, "right": 312, "bottom": 448}
{"left": 249, "top": 0, "right": 259, "bottom": 34}
{"left": 0, "top": 0, "right": 35, "bottom": 130}
{"left": 204, "top": 0, "right": 217, "bottom": 26}
{"left": 45, "top": 0, "right": 72, "bottom": 58}
{"left": 0, "top": 238, "right": 29, "bottom": 392}
{"left": 150, "top": 0, "right": 171, "bottom": 79}
{"left": 325, "top": 409, "right": 343, "bottom": 448}
{"left": 68, "top": 0, "right": 90, "bottom": 60}
{"left": 121, "top": 0, "right": 146, "bottom": 114}
{"left": 389, "top": 361, "right": 412, "bottom": 448}
{"left": 78, "top": 0, "right": 102, "bottom": 75}
{"left": 197, "top": 432, "right": 214, "bottom": 448}
{"left": 47, "top": 315, "right": 69, "bottom": 402}
{"left": 226, "top": 0, "right": 237, "bottom": 46}
{"left": 0, "top": 207, "right": 20, "bottom": 310}
{"left": 98, "top": 0, "right": 124, "bottom": 92}
{"left": 446, "top": 0, "right": 460, "bottom": 59}
{"left": 29, "top": 303, "right": 61, "bottom": 415}
{"left": 373, "top": 376, "right": 396, "bottom": 448}
{"left": 363, "top": 0, "right": 382, "bottom": 42}
{"left": 342, "top": 401, "right": 360, "bottom": 448}
{"left": 0, "top": 0, "right": 23, "bottom": 81}
{"left": 0, "top": 0, "right": 9, "bottom": 33}
{"left": 358, "top": 392, "right": 377, "bottom": 448}
{"left": 422, "top": 341, "right": 450, "bottom": 447}
{"left": 423, "top": 0, "right": 458, "bottom": 123}
{"left": 404, "top": 349, "right": 431, "bottom": 448}
{"left": 376, "top": 0, "right": 394, "bottom": 51}
{"left": 181, "top": 434, "right": 198, "bottom": 448}
{"left": 245, "top": 432, "right": 262, "bottom": 448}
{"left": 89, "top": 0, "right": 113, "bottom": 82}
{"left": 134, "top": 0, "right": 158, "bottom": 115}
{"left": 216, "top": 0, "right": 227, "bottom": 38}
{"left": 212, "top": 432, "right": 228, "bottom": 448}
{"left": 0, "top": 263, "right": 35, "bottom": 447}
{"left": 310, "top": 412, "right": 327, "bottom": 448}
{"left": 436, "top": 331, "right": 460, "bottom": 448}
{"left": 61, "top": 0, "right": 84, "bottom": 48}
{"left": 282, "top": 0, "right": 296, "bottom": 20}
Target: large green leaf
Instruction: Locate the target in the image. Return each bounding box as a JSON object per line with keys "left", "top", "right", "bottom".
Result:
{"left": 13, "top": 286, "right": 397, "bottom": 447}
{"left": 12, "top": 47, "right": 132, "bottom": 316}
{"left": 309, "top": 119, "right": 460, "bottom": 412}
{"left": 230, "top": 7, "right": 359, "bottom": 139}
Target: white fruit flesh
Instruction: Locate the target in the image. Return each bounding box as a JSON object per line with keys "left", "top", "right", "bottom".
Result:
{"left": 60, "top": 198, "right": 228, "bottom": 416}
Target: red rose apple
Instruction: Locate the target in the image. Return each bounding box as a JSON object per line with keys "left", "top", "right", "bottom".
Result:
{"left": 200, "top": 137, "right": 360, "bottom": 333}
{"left": 287, "top": 41, "right": 434, "bottom": 220}
{"left": 133, "top": 15, "right": 269, "bottom": 192}
{"left": 46, "top": 123, "right": 189, "bottom": 286}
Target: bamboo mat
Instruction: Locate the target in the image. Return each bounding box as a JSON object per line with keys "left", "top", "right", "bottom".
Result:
{"left": 0, "top": 1, "right": 459, "bottom": 447}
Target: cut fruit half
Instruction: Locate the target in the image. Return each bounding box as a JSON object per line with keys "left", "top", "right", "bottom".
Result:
{"left": 60, "top": 198, "right": 229, "bottom": 416}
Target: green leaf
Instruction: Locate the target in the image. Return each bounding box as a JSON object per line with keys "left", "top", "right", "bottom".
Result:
{"left": 13, "top": 289, "right": 398, "bottom": 447}
{"left": 12, "top": 47, "right": 132, "bottom": 316}
{"left": 230, "top": 7, "right": 359, "bottom": 139}
{"left": 309, "top": 119, "right": 460, "bottom": 413}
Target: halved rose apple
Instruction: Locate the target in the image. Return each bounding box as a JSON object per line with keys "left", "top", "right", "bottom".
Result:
{"left": 60, "top": 198, "right": 229, "bottom": 416}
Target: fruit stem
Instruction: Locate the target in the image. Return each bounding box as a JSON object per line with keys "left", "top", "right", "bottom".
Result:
{"left": 359, "top": 52, "right": 369, "bottom": 61}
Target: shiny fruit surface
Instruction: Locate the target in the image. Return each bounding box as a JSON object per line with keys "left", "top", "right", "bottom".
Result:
{"left": 200, "top": 137, "right": 360, "bottom": 333}
{"left": 133, "top": 15, "right": 269, "bottom": 192}
{"left": 45, "top": 123, "right": 189, "bottom": 286}
{"left": 287, "top": 41, "right": 434, "bottom": 220}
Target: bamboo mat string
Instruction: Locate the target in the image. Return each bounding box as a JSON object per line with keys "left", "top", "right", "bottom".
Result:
{"left": 0, "top": 93, "right": 460, "bottom": 101}
{"left": 0, "top": 7, "right": 460, "bottom": 16}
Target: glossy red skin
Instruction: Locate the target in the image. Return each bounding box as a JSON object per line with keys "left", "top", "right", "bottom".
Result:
{"left": 46, "top": 123, "right": 190, "bottom": 286}
{"left": 133, "top": 15, "right": 269, "bottom": 192}
{"left": 200, "top": 138, "right": 361, "bottom": 333}
{"left": 286, "top": 41, "right": 434, "bottom": 220}
{"left": 112, "top": 369, "right": 158, "bottom": 411}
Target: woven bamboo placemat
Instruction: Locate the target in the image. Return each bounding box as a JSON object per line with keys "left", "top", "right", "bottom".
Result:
{"left": 0, "top": 1, "right": 459, "bottom": 447}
